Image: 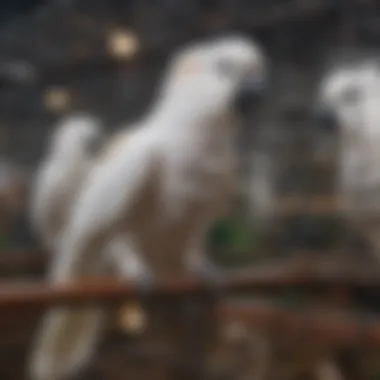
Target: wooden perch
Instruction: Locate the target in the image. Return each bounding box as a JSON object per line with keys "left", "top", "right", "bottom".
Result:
{"left": 0, "top": 255, "right": 379, "bottom": 310}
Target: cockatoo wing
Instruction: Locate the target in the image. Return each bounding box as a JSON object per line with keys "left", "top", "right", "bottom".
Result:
{"left": 29, "top": 130, "right": 157, "bottom": 380}
{"left": 30, "top": 164, "right": 67, "bottom": 251}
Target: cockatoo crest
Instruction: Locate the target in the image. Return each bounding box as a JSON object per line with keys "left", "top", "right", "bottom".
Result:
{"left": 156, "top": 35, "right": 267, "bottom": 118}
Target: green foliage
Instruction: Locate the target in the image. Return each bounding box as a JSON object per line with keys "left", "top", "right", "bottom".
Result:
{"left": 207, "top": 215, "right": 263, "bottom": 267}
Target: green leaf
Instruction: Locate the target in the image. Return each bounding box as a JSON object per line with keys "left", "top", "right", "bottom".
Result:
{"left": 208, "top": 216, "right": 260, "bottom": 252}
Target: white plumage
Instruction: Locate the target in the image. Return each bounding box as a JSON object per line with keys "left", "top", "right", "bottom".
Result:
{"left": 30, "top": 114, "right": 103, "bottom": 251}
{"left": 317, "top": 60, "right": 380, "bottom": 215}
{"left": 29, "top": 34, "right": 267, "bottom": 380}
{"left": 316, "top": 59, "right": 380, "bottom": 265}
{"left": 29, "top": 116, "right": 150, "bottom": 380}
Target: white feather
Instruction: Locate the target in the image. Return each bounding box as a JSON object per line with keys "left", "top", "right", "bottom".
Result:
{"left": 30, "top": 114, "right": 103, "bottom": 251}
{"left": 318, "top": 60, "right": 380, "bottom": 215}
{"left": 29, "top": 117, "right": 148, "bottom": 380}
{"left": 29, "top": 34, "right": 267, "bottom": 380}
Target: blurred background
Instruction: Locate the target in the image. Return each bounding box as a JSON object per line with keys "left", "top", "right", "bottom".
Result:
{"left": 1, "top": 0, "right": 380, "bottom": 379}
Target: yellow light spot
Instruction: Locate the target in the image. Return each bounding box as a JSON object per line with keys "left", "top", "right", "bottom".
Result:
{"left": 44, "top": 88, "right": 70, "bottom": 112}
{"left": 107, "top": 30, "right": 140, "bottom": 60}
{"left": 117, "top": 302, "right": 147, "bottom": 335}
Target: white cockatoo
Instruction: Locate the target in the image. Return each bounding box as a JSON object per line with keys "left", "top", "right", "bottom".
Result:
{"left": 30, "top": 114, "right": 144, "bottom": 276}
{"left": 29, "top": 34, "right": 267, "bottom": 380}
{"left": 30, "top": 114, "right": 104, "bottom": 252}
{"left": 315, "top": 59, "right": 380, "bottom": 255}
{"left": 30, "top": 116, "right": 152, "bottom": 380}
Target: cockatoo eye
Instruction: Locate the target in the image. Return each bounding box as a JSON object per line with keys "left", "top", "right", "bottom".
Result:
{"left": 340, "top": 87, "right": 360, "bottom": 105}
{"left": 215, "top": 59, "right": 239, "bottom": 80}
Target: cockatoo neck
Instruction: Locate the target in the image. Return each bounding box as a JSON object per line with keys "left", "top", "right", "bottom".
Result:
{"left": 147, "top": 83, "right": 234, "bottom": 135}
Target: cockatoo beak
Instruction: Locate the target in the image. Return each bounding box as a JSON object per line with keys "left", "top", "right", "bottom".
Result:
{"left": 312, "top": 104, "right": 339, "bottom": 132}
{"left": 235, "top": 69, "right": 268, "bottom": 115}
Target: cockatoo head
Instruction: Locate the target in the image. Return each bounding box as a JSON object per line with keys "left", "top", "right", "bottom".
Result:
{"left": 49, "top": 114, "right": 103, "bottom": 159}
{"left": 315, "top": 61, "right": 380, "bottom": 213}
{"left": 314, "top": 61, "right": 380, "bottom": 133}
{"left": 159, "top": 34, "right": 268, "bottom": 117}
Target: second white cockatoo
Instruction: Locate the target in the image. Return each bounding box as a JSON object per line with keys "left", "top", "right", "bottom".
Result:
{"left": 29, "top": 34, "right": 268, "bottom": 380}
{"left": 315, "top": 59, "right": 380, "bottom": 256}
{"left": 30, "top": 115, "right": 152, "bottom": 380}
{"left": 30, "top": 114, "right": 144, "bottom": 274}
{"left": 30, "top": 114, "right": 104, "bottom": 252}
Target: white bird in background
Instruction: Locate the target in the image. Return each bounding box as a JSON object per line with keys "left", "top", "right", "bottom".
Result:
{"left": 30, "top": 114, "right": 153, "bottom": 380}
{"left": 315, "top": 59, "right": 380, "bottom": 255}
{"left": 29, "top": 34, "right": 268, "bottom": 380}
{"left": 30, "top": 114, "right": 104, "bottom": 252}
{"left": 30, "top": 114, "right": 143, "bottom": 272}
